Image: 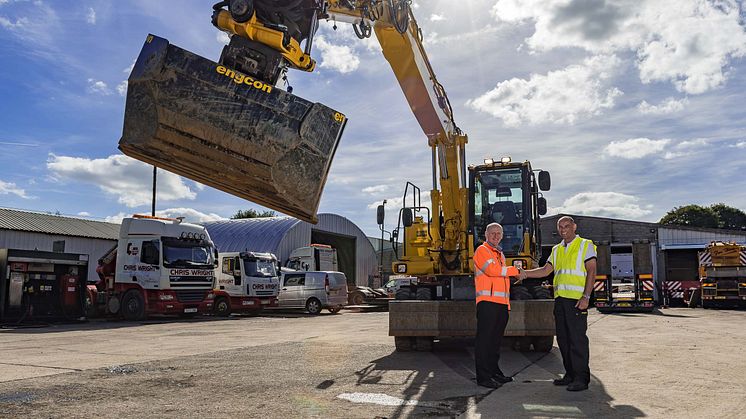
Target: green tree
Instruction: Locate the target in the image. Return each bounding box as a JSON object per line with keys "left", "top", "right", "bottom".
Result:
{"left": 231, "top": 209, "right": 277, "bottom": 219}
{"left": 659, "top": 205, "right": 718, "bottom": 228}
{"left": 710, "top": 203, "right": 746, "bottom": 230}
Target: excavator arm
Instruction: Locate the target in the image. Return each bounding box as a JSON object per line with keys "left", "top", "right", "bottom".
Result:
{"left": 120, "top": 1, "right": 470, "bottom": 273}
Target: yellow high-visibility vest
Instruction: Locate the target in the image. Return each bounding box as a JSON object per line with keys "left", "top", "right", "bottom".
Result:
{"left": 551, "top": 236, "right": 595, "bottom": 299}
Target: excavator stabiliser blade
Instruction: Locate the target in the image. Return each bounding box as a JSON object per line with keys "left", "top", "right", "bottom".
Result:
{"left": 119, "top": 34, "right": 346, "bottom": 224}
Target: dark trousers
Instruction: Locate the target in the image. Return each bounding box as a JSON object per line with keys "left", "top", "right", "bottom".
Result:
{"left": 554, "top": 297, "right": 590, "bottom": 384}
{"left": 475, "top": 301, "right": 509, "bottom": 382}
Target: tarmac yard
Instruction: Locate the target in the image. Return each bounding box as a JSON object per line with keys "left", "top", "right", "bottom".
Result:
{"left": 1, "top": 308, "right": 745, "bottom": 418}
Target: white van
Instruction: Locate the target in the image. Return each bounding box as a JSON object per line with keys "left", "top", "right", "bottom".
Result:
{"left": 278, "top": 271, "right": 348, "bottom": 314}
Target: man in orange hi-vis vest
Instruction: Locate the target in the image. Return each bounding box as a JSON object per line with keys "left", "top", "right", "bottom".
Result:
{"left": 473, "top": 222, "right": 521, "bottom": 388}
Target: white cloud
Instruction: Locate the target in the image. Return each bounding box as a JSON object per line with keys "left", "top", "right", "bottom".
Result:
{"left": 0, "top": 179, "right": 30, "bottom": 198}
{"left": 603, "top": 138, "right": 670, "bottom": 159}
{"left": 87, "top": 79, "right": 110, "bottom": 95}
{"left": 467, "top": 55, "right": 622, "bottom": 126}
{"left": 216, "top": 31, "right": 230, "bottom": 45}
{"left": 155, "top": 208, "right": 227, "bottom": 224}
{"left": 123, "top": 59, "right": 136, "bottom": 74}
{"left": 367, "top": 197, "right": 403, "bottom": 210}
{"left": 86, "top": 7, "right": 96, "bottom": 25}
{"left": 550, "top": 192, "right": 652, "bottom": 219}
{"left": 733, "top": 141, "right": 746, "bottom": 149}
{"left": 491, "top": 0, "right": 746, "bottom": 94}
{"left": 104, "top": 213, "right": 126, "bottom": 224}
{"left": 663, "top": 138, "right": 710, "bottom": 159}
{"left": 430, "top": 14, "right": 445, "bottom": 22}
{"left": 362, "top": 184, "right": 388, "bottom": 194}
{"left": 77, "top": 211, "right": 91, "bottom": 217}
{"left": 637, "top": 97, "right": 688, "bottom": 115}
{"left": 315, "top": 36, "right": 360, "bottom": 74}
{"left": 46, "top": 154, "right": 197, "bottom": 207}
{"left": 116, "top": 80, "right": 128, "bottom": 96}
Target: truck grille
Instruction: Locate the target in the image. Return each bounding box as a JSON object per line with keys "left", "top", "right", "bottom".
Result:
{"left": 175, "top": 290, "right": 207, "bottom": 303}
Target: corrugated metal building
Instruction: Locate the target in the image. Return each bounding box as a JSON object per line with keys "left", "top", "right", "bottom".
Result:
{"left": 205, "top": 213, "right": 378, "bottom": 287}
{"left": 0, "top": 208, "right": 119, "bottom": 281}
{"left": 540, "top": 213, "right": 746, "bottom": 301}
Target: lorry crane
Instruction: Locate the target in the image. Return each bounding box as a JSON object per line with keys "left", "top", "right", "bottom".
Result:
{"left": 119, "top": 1, "right": 555, "bottom": 350}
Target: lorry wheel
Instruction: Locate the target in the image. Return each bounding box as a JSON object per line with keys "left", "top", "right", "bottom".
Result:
{"left": 511, "top": 286, "right": 532, "bottom": 300}
{"left": 530, "top": 285, "right": 552, "bottom": 299}
{"left": 121, "top": 290, "right": 145, "bottom": 321}
{"left": 415, "top": 336, "right": 434, "bottom": 351}
{"left": 415, "top": 288, "right": 432, "bottom": 300}
{"left": 394, "top": 336, "right": 414, "bottom": 351}
{"left": 214, "top": 297, "right": 231, "bottom": 317}
{"left": 395, "top": 288, "right": 412, "bottom": 300}
{"left": 306, "top": 298, "right": 322, "bottom": 315}
{"left": 532, "top": 336, "right": 554, "bottom": 352}
{"left": 350, "top": 292, "right": 365, "bottom": 305}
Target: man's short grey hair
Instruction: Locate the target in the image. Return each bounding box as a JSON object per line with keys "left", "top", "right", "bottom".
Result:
{"left": 486, "top": 223, "right": 503, "bottom": 233}
{"left": 557, "top": 215, "right": 575, "bottom": 225}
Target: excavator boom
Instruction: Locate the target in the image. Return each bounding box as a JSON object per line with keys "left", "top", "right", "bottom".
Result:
{"left": 119, "top": 35, "right": 346, "bottom": 223}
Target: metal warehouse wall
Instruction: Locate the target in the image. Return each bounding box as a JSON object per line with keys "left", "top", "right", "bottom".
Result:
{"left": 658, "top": 227, "right": 746, "bottom": 247}
{"left": 316, "top": 214, "right": 377, "bottom": 287}
{"left": 541, "top": 214, "right": 657, "bottom": 246}
{"left": 0, "top": 230, "right": 115, "bottom": 282}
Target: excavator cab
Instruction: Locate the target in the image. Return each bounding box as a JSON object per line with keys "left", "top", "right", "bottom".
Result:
{"left": 119, "top": 31, "right": 346, "bottom": 224}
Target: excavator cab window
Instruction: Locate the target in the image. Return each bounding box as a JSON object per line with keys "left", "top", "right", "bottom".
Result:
{"left": 471, "top": 168, "right": 528, "bottom": 255}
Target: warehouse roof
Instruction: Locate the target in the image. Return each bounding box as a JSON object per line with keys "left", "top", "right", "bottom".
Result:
{"left": 0, "top": 207, "right": 120, "bottom": 240}
{"left": 204, "top": 216, "right": 302, "bottom": 253}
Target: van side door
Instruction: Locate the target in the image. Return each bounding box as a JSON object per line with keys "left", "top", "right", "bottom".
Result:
{"left": 281, "top": 273, "right": 305, "bottom": 307}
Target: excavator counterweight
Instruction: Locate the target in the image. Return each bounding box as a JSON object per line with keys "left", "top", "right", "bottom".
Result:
{"left": 119, "top": 35, "right": 346, "bottom": 223}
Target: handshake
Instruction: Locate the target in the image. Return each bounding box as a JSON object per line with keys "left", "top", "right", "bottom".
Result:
{"left": 512, "top": 267, "right": 528, "bottom": 284}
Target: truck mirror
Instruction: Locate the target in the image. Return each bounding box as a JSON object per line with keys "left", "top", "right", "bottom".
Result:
{"left": 538, "top": 197, "right": 547, "bottom": 216}
{"left": 402, "top": 208, "right": 413, "bottom": 227}
{"left": 538, "top": 171, "right": 551, "bottom": 191}
{"left": 376, "top": 204, "right": 385, "bottom": 225}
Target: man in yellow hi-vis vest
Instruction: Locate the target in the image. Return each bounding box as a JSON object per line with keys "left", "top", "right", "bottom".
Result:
{"left": 522, "top": 216, "right": 597, "bottom": 392}
{"left": 473, "top": 223, "right": 521, "bottom": 388}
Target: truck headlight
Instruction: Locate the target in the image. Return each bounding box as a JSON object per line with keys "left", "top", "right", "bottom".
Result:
{"left": 159, "top": 293, "right": 175, "bottom": 301}
{"left": 207, "top": 292, "right": 215, "bottom": 300}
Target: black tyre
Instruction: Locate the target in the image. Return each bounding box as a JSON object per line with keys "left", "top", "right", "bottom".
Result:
{"left": 394, "top": 336, "right": 414, "bottom": 351}
{"left": 328, "top": 306, "right": 342, "bottom": 314}
{"left": 511, "top": 285, "right": 532, "bottom": 300}
{"left": 214, "top": 297, "right": 231, "bottom": 317}
{"left": 415, "top": 287, "right": 432, "bottom": 300}
{"left": 415, "top": 336, "right": 434, "bottom": 351}
{"left": 306, "top": 298, "right": 322, "bottom": 315}
{"left": 84, "top": 292, "right": 98, "bottom": 319}
{"left": 395, "top": 288, "right": 412, "bottom": 300}
{"left": 350, "top": 292, "right": 365, "bottom": 305}
{"left": 530, "top": 285, "right": 552, "bottom": 299}
{"left": 532, "top": 336, "right": 554, "bottom": 352}
{"left": 121, "top": 290, "right": 145, "bottom": 321}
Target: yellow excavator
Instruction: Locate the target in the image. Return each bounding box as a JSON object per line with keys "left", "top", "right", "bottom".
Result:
{"left": 120, "top": 0, "right": 554, "bottom": 351}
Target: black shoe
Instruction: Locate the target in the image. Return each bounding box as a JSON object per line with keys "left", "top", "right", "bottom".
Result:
{"left": 492, "top": 373, "right": 513, "bottom": 384}
{"left": 553, "top": 375, "right": 574, "bottom": 386}
{"left": 566, "top": 382, "right": 589, "bottom": 392}
{"left": 477, "top": 377, "right": 502, "bottom": 389}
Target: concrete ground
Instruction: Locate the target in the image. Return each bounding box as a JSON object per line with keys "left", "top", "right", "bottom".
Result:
{"left": 1, "top": 307, "right": 745, "bottom": 418}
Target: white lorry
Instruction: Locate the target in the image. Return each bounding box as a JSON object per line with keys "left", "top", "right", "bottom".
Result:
{"left": 213, "top": 251, "right": 280, "bottom": 316}
{"left": 87, "top": 215, "right": 217, "bottom": 320}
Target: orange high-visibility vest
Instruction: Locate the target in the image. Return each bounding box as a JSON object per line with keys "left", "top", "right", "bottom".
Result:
{"left": 473, "top": 242, "right": 519, "bottom": 308}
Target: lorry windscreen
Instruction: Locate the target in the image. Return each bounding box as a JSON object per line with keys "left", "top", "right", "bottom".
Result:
{"left": 162, "top": 237, "right": 215, "bottom": 268}
{"left": 243, "top": 259, "right": 277, "bottom": 278}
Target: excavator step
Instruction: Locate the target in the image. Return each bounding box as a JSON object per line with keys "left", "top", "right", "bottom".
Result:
{"left": 119, "top": 34, "right": 346, "bottom": 223}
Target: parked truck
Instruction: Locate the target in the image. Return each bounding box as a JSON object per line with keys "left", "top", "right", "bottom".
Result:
{"left": 213, "top": 251, "right": 280, "bottom": 316}
{"left": 592, "top": 242, "right": 655, "bottom": 312}
{"left": 696, "top": 241, "right": 746, "bottom": 309}
{"left": 285, "top": 244, "right": 390, "bottom": 306}
{"left": 86, "top": 215, "right": 217, "bottom": 320}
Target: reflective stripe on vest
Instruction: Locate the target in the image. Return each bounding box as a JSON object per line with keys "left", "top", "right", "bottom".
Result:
{"left": 552, "top": 237, "right": 591, "bottom": 299}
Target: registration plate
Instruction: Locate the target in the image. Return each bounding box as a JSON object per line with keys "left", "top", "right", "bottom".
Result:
{"left": 617, "top": 303, "right": 631, "bottom": 307}
{"left": 184, "top": 307, "right": 198, "bottom": 313}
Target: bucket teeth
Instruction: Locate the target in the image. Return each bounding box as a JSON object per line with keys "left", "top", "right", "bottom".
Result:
{"left": 119, "top": 34, "right": 346, "bottom": 224}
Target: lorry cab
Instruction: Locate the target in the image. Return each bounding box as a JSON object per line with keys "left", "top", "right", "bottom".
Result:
{"left": 278, "top": 271, "right": 347, "bottom": 315}
{"left": 285, "top": 244, "right": 338, "bottom": 271}
{"left": 213, "top": 252, "right": 280, "bottom": 316}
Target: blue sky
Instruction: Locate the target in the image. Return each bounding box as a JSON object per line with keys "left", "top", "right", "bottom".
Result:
{"left": 1, "top": 0, "right": 745, "bottom": 237}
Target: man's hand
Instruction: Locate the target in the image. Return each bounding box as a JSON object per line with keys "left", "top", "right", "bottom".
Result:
{"left": 511, "top": 268, "right": 525, "bottom": 284}
{"left": 575, "top": 296, "right": 590, "bottom": 310}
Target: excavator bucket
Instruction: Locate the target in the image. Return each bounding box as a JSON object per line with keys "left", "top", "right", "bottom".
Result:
{"left": 119, "top": 34, "right": 346, "bottom": 224}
